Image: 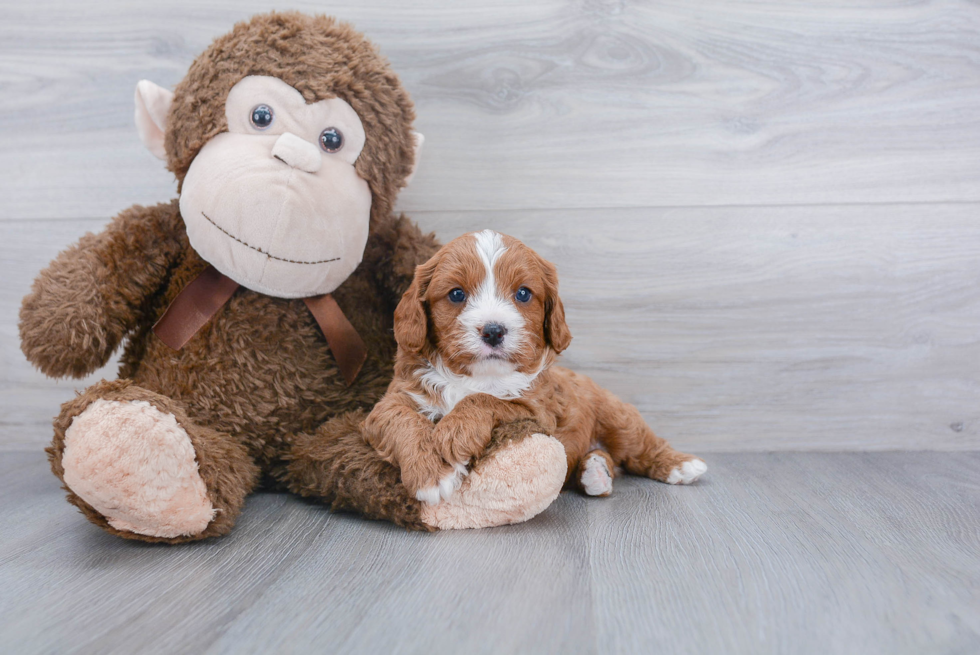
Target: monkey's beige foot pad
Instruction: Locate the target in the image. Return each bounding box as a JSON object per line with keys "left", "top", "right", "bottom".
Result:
{"left": 421, "top": 433, "right": 567, "bottom": 530}
{"left": 62, "top": 399, "right": 215, "bottom": 538}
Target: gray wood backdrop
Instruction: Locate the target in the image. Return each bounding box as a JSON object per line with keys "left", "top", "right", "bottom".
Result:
{"left": 2, "top": 0, "right": 978, "bottom": 452}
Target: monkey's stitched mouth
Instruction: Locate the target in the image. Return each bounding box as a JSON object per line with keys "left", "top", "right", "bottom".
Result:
{"left": 201, "top": 212, "right": 340, "bottom": 265}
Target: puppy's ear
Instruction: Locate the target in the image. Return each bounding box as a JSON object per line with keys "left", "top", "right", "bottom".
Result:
{"left": 539, "top": 256, "right": 573, "bottom": 354}
{"left": 394, "top": 254, "right": 439, "bottom": 353}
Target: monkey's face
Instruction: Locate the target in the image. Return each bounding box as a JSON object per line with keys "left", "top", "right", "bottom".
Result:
{"left": 178, "top": 76, "right": 372, "bottom": 298}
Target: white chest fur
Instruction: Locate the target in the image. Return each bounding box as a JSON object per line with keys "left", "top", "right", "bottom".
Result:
{"left": 410, "top": 358, "right": 543, "bottom": 421}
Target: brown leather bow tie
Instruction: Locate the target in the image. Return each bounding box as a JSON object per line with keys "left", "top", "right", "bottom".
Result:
{"left": 152, "top": 265, "right": 367, "bottom": 386}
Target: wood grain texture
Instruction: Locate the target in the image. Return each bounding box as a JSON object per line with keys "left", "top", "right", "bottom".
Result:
{"left": 2, "top": 0, "right": 979, "bottom": 219}
{"left": 1, "top": 451, "right": 977, "bottom": 654}
{"left": 4, "top": 205, "right": 977, "bottom": 451}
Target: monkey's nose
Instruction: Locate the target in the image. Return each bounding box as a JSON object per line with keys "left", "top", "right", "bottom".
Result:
{"left": 271, "top": 132, "right": 322, "bottom": 174}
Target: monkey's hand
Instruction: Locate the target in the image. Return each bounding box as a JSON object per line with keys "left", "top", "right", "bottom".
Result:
{"left": 364, "top": 212, "right": 440, "bottom": 303}
{"left": 19, "top": 201, "right": 185, "bottom": 378}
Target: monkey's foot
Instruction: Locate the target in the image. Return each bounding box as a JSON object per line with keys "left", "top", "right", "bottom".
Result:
{"left": 62, "top": 399, "right": 215, "bottom": 538}
{"left": 420, "top": 433, "right": 566, "bottom": 530}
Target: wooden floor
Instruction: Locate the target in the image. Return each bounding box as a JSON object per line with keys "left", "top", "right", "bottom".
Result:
{"left": 1, "top": 450, "right": 978, "bottom": 654}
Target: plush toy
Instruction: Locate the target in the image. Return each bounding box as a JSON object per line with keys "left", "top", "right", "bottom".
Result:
{"left": 19, "top": 12, "right": 567, "bottom": 543}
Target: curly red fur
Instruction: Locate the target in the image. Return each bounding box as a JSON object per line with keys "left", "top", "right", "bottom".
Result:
{"left": 366, "top": 232, "right": 705, "bottom": 498}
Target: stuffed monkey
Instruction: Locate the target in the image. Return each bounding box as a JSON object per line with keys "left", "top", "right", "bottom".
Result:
{"left": 19, "top": 12, "right": 567, "bottom": 543}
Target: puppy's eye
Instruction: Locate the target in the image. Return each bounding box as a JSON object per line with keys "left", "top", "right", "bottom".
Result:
{"left": 448, "top": 288, "right": 466, "bottom": 304}
{"left": 319, "top": 127, "right": 344, "bottom": 153}
{"left": 515, "top": 287, "right": 532, "bottom": 303}
{"left": 250, "top": 104, "right": 274, "bottom": 129}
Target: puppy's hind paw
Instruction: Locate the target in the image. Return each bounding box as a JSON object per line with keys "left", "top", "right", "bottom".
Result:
{"left": 666, "top": 458, "right": 707, "bottom": 485}
{"left": 580, "top": 452, "right": 613, "bottom": 497}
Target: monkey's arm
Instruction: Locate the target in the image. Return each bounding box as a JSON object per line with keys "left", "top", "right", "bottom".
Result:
{"left": 20, "top": 200, "right": 186, "bottom": 379}
{"left": 363, "top": 212, "right": 440, "bottom": 304}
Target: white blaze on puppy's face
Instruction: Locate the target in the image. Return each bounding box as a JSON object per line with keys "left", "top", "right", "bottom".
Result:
{"left": 177, "top": 76, "right": 372, "bottom": 299}
{"left": 456, "top": 230, "right": 528, "bottom": 365}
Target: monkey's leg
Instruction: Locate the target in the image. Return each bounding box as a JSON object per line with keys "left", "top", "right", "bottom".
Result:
{"left": 423, "top": 419, "right": 567, "bottom": 530}
{"left": 283, "top": 415, "right": 567, "bottom": 531}
{"left": 595, "top": 389, "right": 707, "bottom": 485}
{"left": 282, "top": 411, "right": 431, "bottom": 530}
{"left": 49, "top": 379, "right": 260, "bottom": 544}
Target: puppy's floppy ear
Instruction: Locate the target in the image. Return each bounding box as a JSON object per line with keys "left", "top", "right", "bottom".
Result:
{"left": 394, "top": 254, "right": 439, "bottom": 353}
{"left": 538, "top": 256, "right": 573, "bottom": 354}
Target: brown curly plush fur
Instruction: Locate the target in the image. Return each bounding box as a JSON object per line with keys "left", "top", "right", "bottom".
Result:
{"left": 49, "top": 379, "right": 261, "bottom": 544}
{"left": 20, "top": 12, "right": 448, "bottom": 540}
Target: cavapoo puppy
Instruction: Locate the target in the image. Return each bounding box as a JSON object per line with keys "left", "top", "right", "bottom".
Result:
{"left": 365, "top": 230, "right": 706, "bottom": 505}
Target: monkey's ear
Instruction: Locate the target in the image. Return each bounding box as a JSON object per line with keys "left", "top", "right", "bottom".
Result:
{"left": 404, "top": 131, "right": 424, "bottom": 184}
{"left": 134, "top": 80, "right": 173, "bottom": 160}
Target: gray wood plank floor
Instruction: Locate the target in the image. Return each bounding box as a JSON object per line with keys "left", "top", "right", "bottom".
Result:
{"left": 2, "top": 451, "right": 978, "bottom": 654}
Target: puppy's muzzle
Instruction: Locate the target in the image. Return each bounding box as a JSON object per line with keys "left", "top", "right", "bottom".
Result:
{"left": 481, "top": 323, "right": 507, "bottom": 347}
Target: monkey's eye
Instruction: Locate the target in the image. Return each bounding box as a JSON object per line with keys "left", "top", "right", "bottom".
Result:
{"left": 319, "top": 127, "right": 344, "bottom": 153}
{"left": 515, "top": 287, "right": 532, "bottom": 303}
{"left": 249, "top": 104, "right": 274, "bottom": 129}
{"left": 448, "top": 288, "right": 466, "bottom": 304}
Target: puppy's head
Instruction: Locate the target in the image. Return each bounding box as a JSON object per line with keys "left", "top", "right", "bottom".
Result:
{"left": 394, "top": 230, "right": 572, "bottom": 375}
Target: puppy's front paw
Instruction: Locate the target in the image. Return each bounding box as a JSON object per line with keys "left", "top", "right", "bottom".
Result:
{"left": 666, "top": 458, "right": 707, "bottom": 485}
{"left": 416, "top": 463, "right": 469, "bottom": 506}
{"left": 403, "top": 453, "right": 467, "bottom": 506}
{"left": 434, "top": 416, "right": 490, "bottom": 465}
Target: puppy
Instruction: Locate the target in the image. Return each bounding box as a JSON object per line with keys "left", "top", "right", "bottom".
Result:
{"left": 364, "top": 230, "right": 706, "bottom": 505}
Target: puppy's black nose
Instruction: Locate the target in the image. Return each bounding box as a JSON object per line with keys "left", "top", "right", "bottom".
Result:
{"left": 481, "top": 323, "right": 507, "bottom": 347}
